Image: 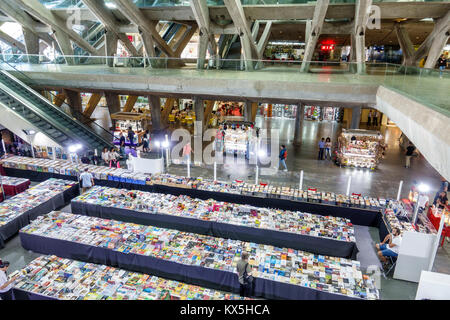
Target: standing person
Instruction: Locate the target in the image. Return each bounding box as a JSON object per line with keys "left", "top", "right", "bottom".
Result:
{"left": 101, "top": 147, "right": 109, "bottom": 166}
{"left": 278, "top": 145, "right": 288, "bottom": 172}
{"left": 127, "top": 126, "right": 135, "bottom": 147}
{"left": 0, "top": 261, "right": 18, "bottom": 300}
{"left": 324, "top": 137, "right": 332, "bottom": 160}
{"left": 91, "top": 151, "right": 100, "bottom": 166}
{"left": 367, "top": 110, "right": 372, "bottom": 127}
{"left": 109, "top": 147, "right": 120, "bottom": 167}
{"left": 373, "top": 110, "right": 379, "bottom": 126}
{"left": 318, "top": 138, "right": 325, "bottom": 160}
{"left": 119, "top": 132, "right": 126, "bottom": 154}
{"left": 435, "top": 190, "right": 449, "bottom": 209}
{"left": 142, "top": 130, "right": 150, "bottom": 153}
{"left": 80, "top": 153, "right": 90, "bottom": 164}
{"left": 236, "top": 252, "right": 253, "bottom": 298}
{"left": 405, "top": 142, "right": 416, "bottom": 168}
{"left": 215, "top": 125, "right": 224, "bottom": 153}
{"left": 438, "top": 54, "right": 447, "bottom": 78}
{"left": 79, "top": 168, "right": 94, "bottom": 194}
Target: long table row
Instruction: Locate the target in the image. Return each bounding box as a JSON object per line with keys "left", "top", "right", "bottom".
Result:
{"left": 19, "top": 211, "right": 379, "bottom": 300}
{"left": 71, "top": 186, "right": 358, "bottom": 259}
{"left": 0, "top": 178, "right": 79, "bottom": 248}
{"left": 3, "top": 166, "right": 383, "bottom": 228}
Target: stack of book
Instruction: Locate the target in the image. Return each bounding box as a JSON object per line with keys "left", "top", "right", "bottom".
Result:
{"left": 22, "top": 211, "right": 379, "bottom": 300}
{"left": 0, "top": 178, "right": 75, "bottom": 227}
{"left": 10, "top": 255, "right": 246, "bottom": 300}
{"left": 74, "top": 186, "right": 356, "bottom": 242}
{"left": 0, "top": 176, "right": 29, "bottom": 186}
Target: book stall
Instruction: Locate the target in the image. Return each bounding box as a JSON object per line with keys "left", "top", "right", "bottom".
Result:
{"left": 20, "top": 211, "right": 379, "bottom": 300}
{"left": 0, "top": 176, "right": 30, "bottom": 197}
{"left": 223, "top": 128, "right": 256, "bottom": 155}
{"left": 336, "top": 129, "right": 384, "bottom": 170}
{"left": 111, "top": 112, "right": 151, "bottom": 146}
{"left": 11, "top": 255, "right": 246, "bottom": 300}
{"left": 70, "top": 186, "right": 358, "bottom": 259}
{"left": 0, "top": 178, "right": 78, "bottom": 247}
{"left": 1, "top": 156, "right": 391, "bottom": 226}
{"left": 427, "top": 205, "right": 450, "bottom": 246}
{"left": 379, "top": 199, "right": 437, "bottom": 241}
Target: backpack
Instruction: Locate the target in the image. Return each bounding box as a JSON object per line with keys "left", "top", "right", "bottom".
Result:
{"left": 243, "top": 263, "right": 253, "bottom": 286}
{"left": 283, "top": 149, "right": 287, "bottom": 159}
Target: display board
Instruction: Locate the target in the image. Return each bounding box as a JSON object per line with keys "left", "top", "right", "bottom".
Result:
{"left": 415, "top": 271, "right": 450, "bottom": 300}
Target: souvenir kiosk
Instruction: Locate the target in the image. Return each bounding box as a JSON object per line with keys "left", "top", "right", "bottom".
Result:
{"left": 111, "top": 112, "right": 151, "bottom": 146}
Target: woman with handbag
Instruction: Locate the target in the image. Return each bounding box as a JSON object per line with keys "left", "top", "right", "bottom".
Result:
{"left": 236, "top": 251, "right": 253, "bottom": 297}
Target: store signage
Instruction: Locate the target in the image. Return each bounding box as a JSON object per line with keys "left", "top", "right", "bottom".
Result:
{"left": 320, "top": 44, "right": 334, "bottom": 51}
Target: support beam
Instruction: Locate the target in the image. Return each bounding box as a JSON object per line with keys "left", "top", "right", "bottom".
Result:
{"left": 112, "top": 0, "right": 175, "bottom": 57}
{"left": 423, "top": 12, "right": 450, "bottom": 69}
{"left": 251, "top": 21, "right": 260, "bottom": 42}
{"left": 415, "top": 11, "right": 450, "bottom": 64}
{"left": 161, "top": 98, "right": 175, "bottom": 125}
{"left": 300, "top": 0, "right": 329, "bottom": 72}
{"left": 64, "top": 89, "right": 82, "bottom": 114}
{"left": 148, "top": 95, "right": 162, "bottom": 132}
{"left": 293, "top": 103, "right": 305, "bottom": 146}
{"left": 105, "top": 30, "right": 118, "bottom": 67}
{"left": 197, "top": 33, "right": 209, "bottom": 69}
{"left": 350, "top": 106, "right": 361, "bottom": 129}
{"left": 394, "top": 23, "right": 416, "bottom": 66}
{"left": 123, "top": 95, "right": 139, "bottom": 112}
{"left": 244, "top": 101, "right": 252, "bottom": 122}
{"left": 53, "top": 92, "right": 66, "bottom": 107}
{"left": 204, "top": 100, "right": 215, "bottom": 128}
{"left": 22, "top": 27, "right": 39, "bottom": 63}
{"left": 257, "top": 21, "right": 272, "bottom": 57}
{"left": 0, "top": 30, "right": 26, "bottom": 52}
{"left": 173, "top": 26, "right": 197, "bottom": 57}
{"left": 83, "top": 93, "right": 102, "bottom": 118}
{"left": 105, "top": 92, "right": 121, "bottom": 129}
{"left": 352, "top": 0, "right": 372, "bottom": 74}
{"left": 14, "top": 0, "right": 99, "bottom": 56}
{"left": 81, "top": 0, "right": 139, "bottom": 57}
{"left": 53, "top": 31, "right": 74, "bottom": 64}
{"left": 223, "top": 0, "right": 260, "bottom": 63}
{"left": 251, "top": 102, "right": 258, "bottom": 123}
{"left": 194, "top": 97, "right": 204, "bottom": 135}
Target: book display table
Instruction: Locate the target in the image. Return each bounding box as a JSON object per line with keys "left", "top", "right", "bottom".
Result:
{"left": 0, "top": 178, "right": 78, "bottom": 248}
{"left": 3, "top": 166, "right": 382, "bottom": 228}
{"left": 11, "top": 255, "right": 246, "bottom": 300}
{"left": 71, "top": 187, "right": 358, "bottom": 259}
{"left": 20, "top": 212, "right": 379, "bottom": 300}
{"left": 0, "top": 176, "right": 31, "bottom": 196}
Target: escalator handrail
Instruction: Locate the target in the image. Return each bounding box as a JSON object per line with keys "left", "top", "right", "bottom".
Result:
{"left": 0, "top": 69, "right": 114, "bottom": 149}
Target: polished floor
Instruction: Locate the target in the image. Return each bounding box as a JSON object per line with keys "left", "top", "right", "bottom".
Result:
{"left": 1, "top": 117, "right": 449, "bottom": 300}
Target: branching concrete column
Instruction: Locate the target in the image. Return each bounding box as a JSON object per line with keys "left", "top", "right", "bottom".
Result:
{"left": 63, "top": 89, "right": 82, "bottom": 114}
{"left": 197, "top": 32, "right": 209, "bottom": 69}
{"left": 54, "top": 31, "right": 74, "bottom": 65}
{"left": 105, "top": 30, "right": 118, "bottom": 67}
{"left": 352, "top": 0, "right": 372, "bottom": 74}
{"left": 148, "top": 95, "right": 162, "bottom": 133}
{"left": 300, "top": 0, "right": 329, "bottom": 72}
{"left": 394, "top": 24, "right": 416, "bottom": 66}
{"left": 105, "top": 92, "right": 121, "bottom": 129}
{"left": 350, "top": 106, "right": 361, "bottom": 129}
{"left": 0, "top": 30, "right": 26, "bottom": 53}
{"left": 22, "top": 27, "right": 39, "bottom": 63}
{"left": 244, "top": 101, "right": 252, "bottom": 122}
{"left": 293, "top": 103, "right": 305, "bottom": 146}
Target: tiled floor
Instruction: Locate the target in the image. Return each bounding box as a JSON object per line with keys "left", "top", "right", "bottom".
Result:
{"left": 1, "top": 118, "right": 448, "bottom": 300}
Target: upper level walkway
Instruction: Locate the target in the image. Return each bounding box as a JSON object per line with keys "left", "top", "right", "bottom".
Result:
{"left": 0, "top": 58, "right": 449, "bottom": 180}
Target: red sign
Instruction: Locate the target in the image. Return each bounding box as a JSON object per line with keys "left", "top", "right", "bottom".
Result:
{"left": 320, "top": 44, "right": 334, "bottom": 51}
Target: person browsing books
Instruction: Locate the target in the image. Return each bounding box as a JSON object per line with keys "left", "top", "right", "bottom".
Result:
{"left": 375, "top": 227, "right": 402, "bottom": 265}
{"left": 236, "top": 251, "right": 253, "bottom": 297}
{"left": 0, "top": 261, "right": 18, "bottom": 300}
{"left": 79, "top": 168, "right": 94, "bottom": 194}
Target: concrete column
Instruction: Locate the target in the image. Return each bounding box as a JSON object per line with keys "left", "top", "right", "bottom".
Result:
{"left": 197, "top": 32, "right": 209, "bottom": 69}
{"left": 352, "top": 0, "right": 372, "bottom": 74}
{"left": 350, "top": 106, "right": 361, "bottom": 129}
{"left": 194, "top": 97, "right": 204, "bottom": 135}
{"left": 240, "top": 33, "right": 254, "bottom": 70}
{"left": 54, "top": 31, "right": 74, "bottom": 65}
{"left": 105, "top": 30, "right": 118, "bottom": 67}
{"left": 244, "top": 101, "right": 252, "bottom": 122}
{"left": 424, "top": 31, "right": 449, "bottom": 69}
{"left": 83, "top": 93, "right": 103, "bottom": 118}
{"left": 354, "top": 34, "right": 366, "bottom": 74}
{"left": 22, "top": 27, "right": 39, "bottom": 63}
{"left": 105, "top": 92, "right": 121, "bottom": 129}
{"left": 63, "top": 89, "right": 82, "bottom": 114}
{"left": 300, "top": 0, "right": 329, "bottom": 72}
{"left": 293, "top": 103, "right": 305, "bottom": 146}
{"left": 394, "top": 24, "right": 416, "bottom": 66}
{"left": 148, "top": 95, "right": 162, "bottom": 132}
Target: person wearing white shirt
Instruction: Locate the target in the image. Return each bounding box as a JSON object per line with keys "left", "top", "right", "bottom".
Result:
{"left": 417, "top": 194, "right": 429, "bottom": 213}
{"left": 0, "top": 261, "right": 17, "bottom": 300}
{"left": 375, "top": 227, "right": 402, "bottom": 264}
{"left": 79, "top": 168, "right": 94, "bottom": 194}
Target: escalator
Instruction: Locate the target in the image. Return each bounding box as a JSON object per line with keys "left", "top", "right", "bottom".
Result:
{"left": 155, "top": 22, "right": 183, "bottom": 56}
{"left": 0, "top": 70, "right": 114, "bottom": 153}
{"left": 218, "top": 34, "right": 241, "bottom": 69}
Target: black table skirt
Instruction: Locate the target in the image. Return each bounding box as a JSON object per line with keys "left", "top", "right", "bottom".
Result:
{"left": 4, "top": 167, "right": 382, "bottom": 227}
{"left": 12, "top": 288, "right": 57, "bottom": 300}
{"left": 71, "top": 201, "right": 358, "bottom": 259}
{"left": 378, "top": 218, "right": 390, "bottom": 243}
{"left": 0, "top": 184, "right": 79, "bottom": 248}
{"left": 19, "top": 232, "right": 361, "bottom": 300}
